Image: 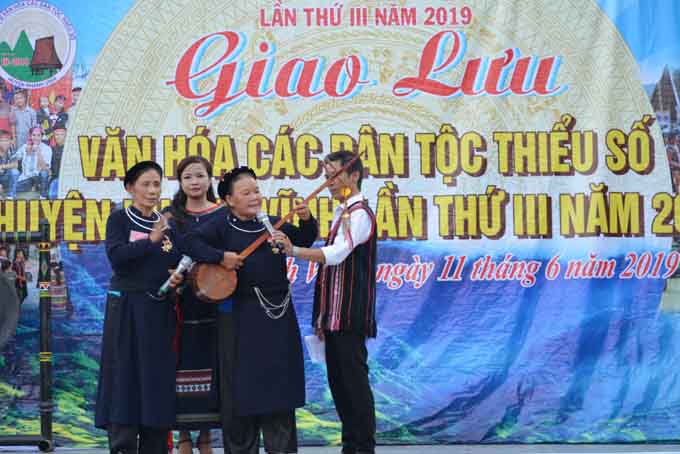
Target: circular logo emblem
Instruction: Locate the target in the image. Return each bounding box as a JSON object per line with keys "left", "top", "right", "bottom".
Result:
{"left": 0, "top": 1, "right": 76, "bottom": 88}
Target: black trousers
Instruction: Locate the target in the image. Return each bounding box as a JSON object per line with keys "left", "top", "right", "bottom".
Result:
{"left": 325, "top": 331, "right": 376, "bottom": 454}
{"left": 217, "top": 311, "right": 235, "bottom": 452}
{"left": 227, "top": 410, "right": 297, "bottom": 454}
{"left": 107, "top": 423, "right": 167, "bottom": 454}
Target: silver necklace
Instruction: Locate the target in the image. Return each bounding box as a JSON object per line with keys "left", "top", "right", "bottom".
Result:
{"left": 253, "top": 286, "right": 291, "bottom": 319}
{"left": 227, "top": 218, "right": 265, "bottom": 233}
{"left": 125, "top": 207, "right": 162, "bottom": 232}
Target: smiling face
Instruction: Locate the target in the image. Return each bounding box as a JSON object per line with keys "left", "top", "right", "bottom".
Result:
{"left": 180, "top": 162, "right": 211, "bottom": 201}
{"left": 126, "top": 169, "right": 162, "bottom": 214}
{"left": 225, "top": 175, "right": 262, "bottom": 220}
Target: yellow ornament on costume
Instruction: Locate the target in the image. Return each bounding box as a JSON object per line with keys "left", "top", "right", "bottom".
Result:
{"left": 161, "top": 235, "right": 173, "bottom": 253}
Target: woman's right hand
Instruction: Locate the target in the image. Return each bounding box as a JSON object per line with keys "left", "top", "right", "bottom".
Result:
{"left": 149, "top": 221, "right": 166, "bottom": 243}
{"left": 149, "top": 213, "right": 170, "bottom": 243}
{"left": 221, "top": 251, "right": 244, "bottom": 270}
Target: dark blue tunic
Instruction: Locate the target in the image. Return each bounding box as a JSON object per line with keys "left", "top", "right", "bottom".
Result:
{"left": 169, "top": 204, "right": 227, "bottom": 430}
{"left": 95, "top": 206, "right": 181, "bottom": 429}
{"left": 184, "top": 213, "right": 318, "bottom": 416}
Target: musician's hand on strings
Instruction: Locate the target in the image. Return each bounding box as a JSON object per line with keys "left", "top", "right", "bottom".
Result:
{"left": 293, "top": 202, "right": 311, "bottom": 221}
{"left": 270, "top": 231, "right": 292, "bottom": 255}
{"left": 221, "top": 251, "right": 243, "bottom": 270}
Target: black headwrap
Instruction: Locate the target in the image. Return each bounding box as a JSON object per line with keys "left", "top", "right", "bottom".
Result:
{"left": 217, "top": 166, "right": 256, "bottom": 199}
{"left": 123, "top": 160, "right": 163, "bottom": 188}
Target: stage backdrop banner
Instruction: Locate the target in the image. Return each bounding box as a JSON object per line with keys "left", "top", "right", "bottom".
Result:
{"left": 1, "top": 0, "right": 680, "bottom": 446}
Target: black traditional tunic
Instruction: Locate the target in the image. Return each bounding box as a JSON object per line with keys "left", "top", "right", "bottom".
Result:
{"left": 184, "top": 213, "right": 318, "bottom": 416}
{"left": 95, "top": 206, "right": 181, "bottom": 429}
{"left": 169, "top": 204, "right": 226, "bottom": 430}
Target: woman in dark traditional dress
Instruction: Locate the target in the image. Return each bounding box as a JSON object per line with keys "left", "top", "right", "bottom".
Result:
{"left": 184, "top": 167, "right": 318, "bottom": 454}
{"left": 95, "top": 161, "right": 184, "bottom": 454}
{"left": 167, "top": 156, "right": 230, "bottom": 454}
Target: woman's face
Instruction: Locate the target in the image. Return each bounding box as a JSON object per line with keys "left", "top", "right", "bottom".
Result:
{"left": 180, "top": 162, "right": 211, "bottom": 200}
{"left": 225, "top": 176, "right": 262, "bottom": 219}
{"left": 126, "top": 169, "right": 161, "bottom": 213}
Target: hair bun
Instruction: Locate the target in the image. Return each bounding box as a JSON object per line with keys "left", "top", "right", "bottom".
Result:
{"left": 217, "top": 166, "right": 256, "bottom": 199}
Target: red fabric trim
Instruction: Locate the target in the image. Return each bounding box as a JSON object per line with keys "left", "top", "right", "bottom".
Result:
{"left": 186, "top": 203, "right": 221, "bottom": 216}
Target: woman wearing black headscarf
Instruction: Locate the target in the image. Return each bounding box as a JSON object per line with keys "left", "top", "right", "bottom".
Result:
{"left": 95, "top": 161, "right": 184, "bottom": 454}
{"left": 184, "top": 167, "right": 318, "bottom": 454}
